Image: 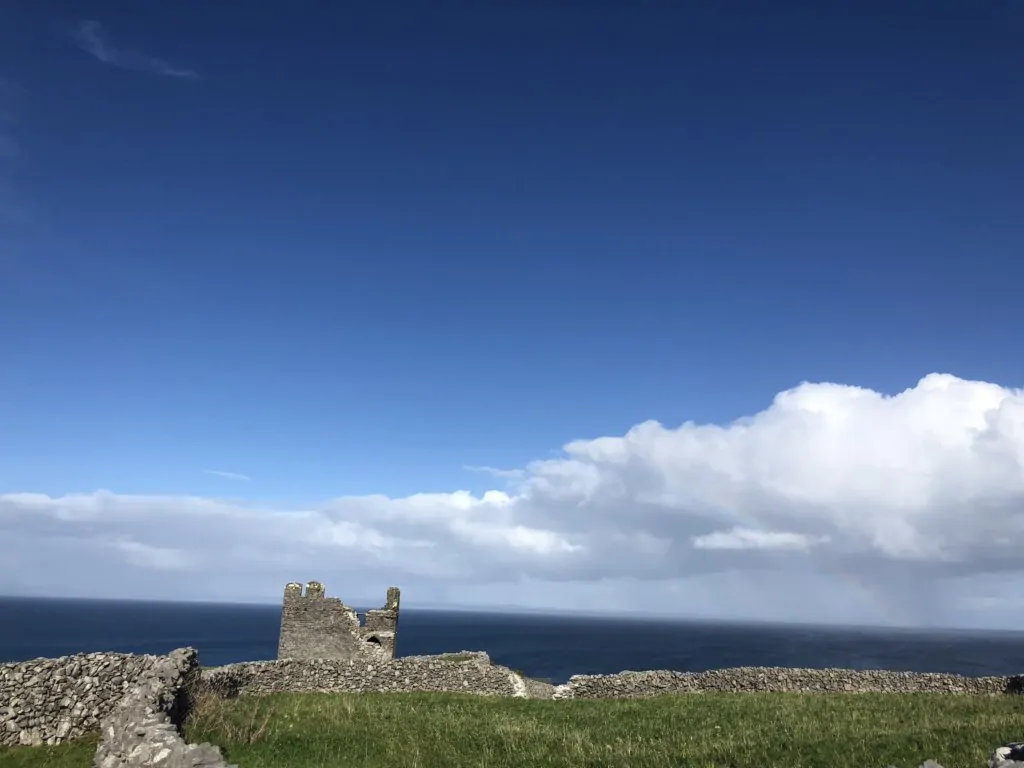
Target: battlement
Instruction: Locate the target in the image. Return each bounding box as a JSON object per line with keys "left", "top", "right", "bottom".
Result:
{"left": 282, "top": 581, "right": 329, "bottom": 600}
{"left": 276, "top": 580, "right": 401, "bottom": 661}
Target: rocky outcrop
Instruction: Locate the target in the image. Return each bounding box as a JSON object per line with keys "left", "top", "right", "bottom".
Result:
{"left": 1, "top": 651, "right": 159, "bottom": 746}
{"left": 93, "top": 647, "right": 232, "bottom": 768}
{"left": 563, "top": 666, "right": 1023, "bottom": 699}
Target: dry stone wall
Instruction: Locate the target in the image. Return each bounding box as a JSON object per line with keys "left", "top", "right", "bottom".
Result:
{"left": 201, "top": 651, "right": 525, "bottom": 699}
{"left": 93, "top": 647, "right": 232, "bottom": 768}
{"left": 2, "top": 647, "right": 233, "bottom": 766}
{"left": 201, "top": 657, "right": 1024, "bottom": 702}
{"left": 1, "top": 651, "right": 159, "bottom": 746}
{"left": 559, "top": 666, "right": 1024, "bottom": 699}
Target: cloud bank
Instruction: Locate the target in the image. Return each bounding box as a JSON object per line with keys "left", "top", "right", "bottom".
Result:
{"left": 2, "top": 373, "right": 1024, "bottom": 627}
{"left": 72, "top": 21, "right": 198, "bottom": 79}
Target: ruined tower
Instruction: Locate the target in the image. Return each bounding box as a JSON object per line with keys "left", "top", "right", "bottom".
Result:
{"left": 276, "top": 581, "right": 401, "bottom": 661}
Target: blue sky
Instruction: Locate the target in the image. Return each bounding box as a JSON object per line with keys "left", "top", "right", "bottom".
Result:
{"left": 1, "top": 2, "right": 1023, "bottom": 624}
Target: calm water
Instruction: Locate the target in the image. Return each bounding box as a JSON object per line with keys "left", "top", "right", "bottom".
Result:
{"left": 2, "top": 597, "right": 1023, "bottom": 684}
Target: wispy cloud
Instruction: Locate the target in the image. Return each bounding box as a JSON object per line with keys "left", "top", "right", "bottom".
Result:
{"left": 72, "top": 21, "right": 198, "bottom": 79}
{"left": 462, "top": 465, "right": 526, "bottom": 480}
{"left": 203, "top": 470, "right": 251, "bottom": 482}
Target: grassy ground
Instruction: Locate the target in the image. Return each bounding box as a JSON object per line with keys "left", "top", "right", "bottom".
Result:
{"left": 0, "top": 735, "right": 97, "bottom": 768}
{"left": 2, "top": 692, "right": 1022, "bottom": 768}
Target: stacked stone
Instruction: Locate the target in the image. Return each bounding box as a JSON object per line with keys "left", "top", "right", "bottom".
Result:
{"left": 200, "top": 653, "right": 523, "bottom": 698}
{"left": 565, "top": 666, "right": 1018, "bottom": 699}
{"left": 1, "top": 652, "right": 158, "bottom": 746}
{"left": 93, "top": 647, "right": 232, "bottom": 768}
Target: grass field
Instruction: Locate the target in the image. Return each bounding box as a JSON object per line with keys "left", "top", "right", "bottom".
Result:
{"left": 0, "top": 735, "right": 98, "bottom": 768}
{"left": 2, "top": 691, "right": 1022, "bottom": 768}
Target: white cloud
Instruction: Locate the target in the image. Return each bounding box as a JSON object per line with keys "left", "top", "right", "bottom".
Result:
{"left": 692, "top": 527, "right": 828, "bottom": 551}
{"left": 72, "top": 21, "right": 198, "bottom": 79}
{"left": 3, "top": 372, "right": 1024, "bottom": 627}
{"left": 463, "top": 465, "right": 526, "bottom": 480}
{"left": 112, "top": 539, "right": 193, "bottom": 571}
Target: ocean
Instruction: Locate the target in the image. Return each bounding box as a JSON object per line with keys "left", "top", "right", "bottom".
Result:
{"left": 2, "top": 596, "right": 1023, "bottom": 685}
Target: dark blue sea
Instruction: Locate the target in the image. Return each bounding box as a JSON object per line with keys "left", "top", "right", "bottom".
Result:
{"left": 2, "top": 597, "right": 1024, "bottom": 684}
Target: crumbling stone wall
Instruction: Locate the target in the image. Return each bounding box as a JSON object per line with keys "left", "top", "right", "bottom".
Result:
{"left": 557, "top": 666, "right": 1024, "bottom": 699}
{"left": 93, "top": 647, "right": 232, "bottom": 768}
{"left": 0, "top": 647, "right": 233, "bottom": 767}
{"left": 201, "top": 659, "right": 1024, "bottom": 703}
{"left": 277, "top": 581, "right": 400, "bottom": 661}
{"left": 201, "top": 650, "right": 527, "bottom": 699}
{"left": 1, "top": 651, "right": 159, "bottom": 746}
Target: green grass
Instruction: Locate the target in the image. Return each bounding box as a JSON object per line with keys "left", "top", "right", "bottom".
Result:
{"left": 186, "top": 692, "right": 1024, "bottom": 768}
{"left": 3, "top": 692, "right": 1022, "bottom": 768}
{"left": 0, "top": 734, "right": 97, "bottom": 768}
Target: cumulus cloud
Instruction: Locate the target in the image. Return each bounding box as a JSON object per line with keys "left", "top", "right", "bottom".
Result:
{"left": 72, "top": 21, "right": 198, "bottom": 79}
{"left": 2, "top": 373, "right": 1024, "bottom": 627}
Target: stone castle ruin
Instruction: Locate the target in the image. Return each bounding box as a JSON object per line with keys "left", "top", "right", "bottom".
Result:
{"left": 277, "top": 580, "right": 401, "bottom": 661}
